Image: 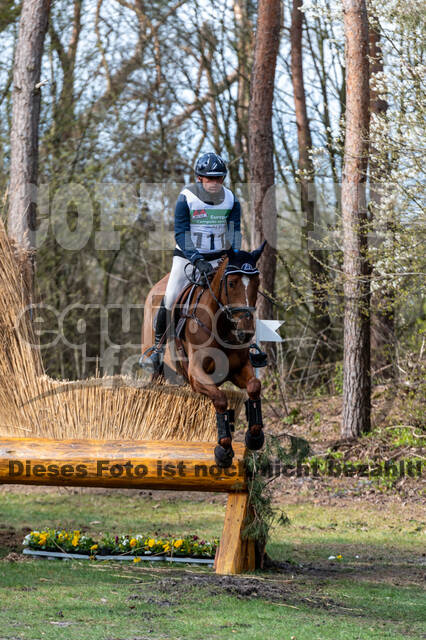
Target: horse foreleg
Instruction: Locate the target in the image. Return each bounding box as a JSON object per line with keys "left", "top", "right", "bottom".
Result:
{"left": 230, "top": 364, "right": 265, "bottom": 451}
{"left": 188, "top": 366, "right": 235, "bottom": 468}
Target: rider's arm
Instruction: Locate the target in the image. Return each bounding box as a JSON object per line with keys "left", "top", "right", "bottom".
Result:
{"left": 174, "top": 194, "right": 203, "bottom": 264}
{"left": 228, "top": 198, "right": 242, "bottom": 252}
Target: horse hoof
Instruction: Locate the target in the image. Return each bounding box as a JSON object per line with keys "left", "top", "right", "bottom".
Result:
{"left": 214, "top": 444, "right": 234, "bottom": 468}
{"left": 245, "top": 428, "right": 265, "bottom": 451}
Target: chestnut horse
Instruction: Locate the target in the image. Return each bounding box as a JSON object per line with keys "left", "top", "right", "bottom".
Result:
{"left": 141, "top": 245, "right": 266, "bottom": 467}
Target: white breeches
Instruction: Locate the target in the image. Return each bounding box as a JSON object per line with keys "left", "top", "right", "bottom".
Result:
{"left": 164, "top": 255, "right": 222, "bottom": 310}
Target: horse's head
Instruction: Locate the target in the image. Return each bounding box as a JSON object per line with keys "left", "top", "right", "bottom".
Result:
{"left": 218, "top": 242, "right": 266, "bottom": 344}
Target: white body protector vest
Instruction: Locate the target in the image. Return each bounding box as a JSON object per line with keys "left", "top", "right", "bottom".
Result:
{"left": 180, "top": 186, "right": 234, "bottom": 255}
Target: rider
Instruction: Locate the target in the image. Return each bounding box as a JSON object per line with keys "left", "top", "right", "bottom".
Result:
{"left": 144, "top": 152, "right": 242, "bottom": 373}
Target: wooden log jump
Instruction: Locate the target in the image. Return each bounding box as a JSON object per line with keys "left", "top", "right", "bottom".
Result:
{"left": 0, "top": 437, "right": 255, "bottom": 575}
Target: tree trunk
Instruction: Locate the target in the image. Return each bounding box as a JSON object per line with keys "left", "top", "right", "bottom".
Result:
{"left": 248, "top": 0, "right": 281, "bottom": 329}
{"left": 233, "top": 0, "right": 254, "bottom": 184}
{"left": 49, "top": 0, "right": 82, "bottom": 148}
{"left": 290, "top": 0, "right": 332, "bottom": 362}
{"left": 341, "top": 0, "right": 371, "bottom": 438}
{"left": 369, "top": 19, "right": 395, "bottom": 375}
{"left": 8, "top": 0, "right": 50, "bottom": 292}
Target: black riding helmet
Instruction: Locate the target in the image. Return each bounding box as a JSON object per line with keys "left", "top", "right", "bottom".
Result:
{"left": 195, "top": 152, "right": 227, "bottom": 178}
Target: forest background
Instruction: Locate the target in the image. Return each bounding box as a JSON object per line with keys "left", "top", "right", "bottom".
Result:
{"left": 0, "top": 0, "right": 424, "bottom": 440}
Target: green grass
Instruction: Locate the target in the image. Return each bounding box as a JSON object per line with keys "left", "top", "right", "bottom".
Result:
{"left": 0, "top": 490, "right": 227, "bottom": 542}
{"left": 0, "top": 488, "right": 425, "bottom": 640}
{"left": 1, "top": 561, "right": 424, "bottom": 640}
{"left": 268, "top": 501, "right": 425, "bottom": 564}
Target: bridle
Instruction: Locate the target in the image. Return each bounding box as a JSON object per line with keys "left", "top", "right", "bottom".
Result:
{"left": 184, "top": 262, "right": 258, "bottom": 340}
{"left": 211, "top": 266, "right": 257, "bottom": 322}
{"left": 176, "top": 259, "right": 268, "bottom": 370}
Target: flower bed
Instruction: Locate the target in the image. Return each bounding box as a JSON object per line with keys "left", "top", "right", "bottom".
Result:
{"left": 23, "top": 530, "right": 218, "bottom": 560}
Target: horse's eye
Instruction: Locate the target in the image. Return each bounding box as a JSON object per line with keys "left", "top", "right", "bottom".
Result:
{"left": 229, "top": 281, "right": 234, "bottom": 288}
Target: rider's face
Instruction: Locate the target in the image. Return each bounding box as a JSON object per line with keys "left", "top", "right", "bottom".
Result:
{"left": 199, "top": 176, "right": 225, "bottom": 193}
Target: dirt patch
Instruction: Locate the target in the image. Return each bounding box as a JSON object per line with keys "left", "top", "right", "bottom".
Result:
{"left": 1, "top": 551, "right": 27, "bottom": 563}
{"left": 0, "top": 524, "right": 31, "bottom": 556}
{"left": 127, "top": 571, "right": 346, "bottom": 613}
{"left": 123, "top": 559, "right": 424, "bottom": 618}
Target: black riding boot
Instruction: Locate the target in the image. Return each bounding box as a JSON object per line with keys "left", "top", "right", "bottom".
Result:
{"left": 154, "top": 300, "right": 168, "bottom": 346}
{"left": 139, "top": 299, "right": 168, "bottom": 375}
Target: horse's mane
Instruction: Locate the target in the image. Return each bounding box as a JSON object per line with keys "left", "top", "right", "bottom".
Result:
{"left": 198, "top": 250, "right": 259, "bottom": 303}
{"left": 215, "top": 255, "right": 228, "bottom": 269}
{"left": 209, "top": 255, "right": 229, "bottom": 299}
{"left": 213, "top": 249, "right": 258, "bottom": 272}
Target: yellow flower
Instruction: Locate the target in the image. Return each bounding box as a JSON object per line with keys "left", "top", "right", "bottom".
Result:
{"left": 90, "top": 544, "right": 98, "bottom": 551}
{"left": 163, "top": 543, "right": 170, "bottom": 551}
{"left": 148, "top": 538, "right": 155, "bottom": 548}
{"left": 71, "top": 536, "right": 79, "bottom": 547}
{"left": 173, "top": 539, "right": 183, "bottom": 548}
{"left": 39, "top": 534, "right": 47, "bottom": 545}
{"left": 133, "top": 557, "right": 141, "bottom": 563}
{"left": 129, "top": 538, "right": 137, "bottom": 547}
{"left": 337, "top": 555, "right": 343, "bottom": 560}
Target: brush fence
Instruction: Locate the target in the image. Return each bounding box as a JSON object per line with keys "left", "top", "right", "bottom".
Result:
{"left": 0, "top": 436, "right": 255, "bottom": 575}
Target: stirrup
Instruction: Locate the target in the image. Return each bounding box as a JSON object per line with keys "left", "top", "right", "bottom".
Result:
{"left": 138, "top": 345, "right": 164, "bottom": 373}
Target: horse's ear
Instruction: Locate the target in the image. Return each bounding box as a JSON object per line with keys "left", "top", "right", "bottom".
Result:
{"left": 251, "top": 240, "right": 267, "bottom": 263}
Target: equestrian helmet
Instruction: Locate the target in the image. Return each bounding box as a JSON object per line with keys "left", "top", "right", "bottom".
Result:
{"left": 195, "top": 152, "right": 227, "bottom": 178}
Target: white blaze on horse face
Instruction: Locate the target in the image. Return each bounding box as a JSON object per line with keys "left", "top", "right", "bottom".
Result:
{"left": 242, "top": 276, "right": 250, "bottom": 306}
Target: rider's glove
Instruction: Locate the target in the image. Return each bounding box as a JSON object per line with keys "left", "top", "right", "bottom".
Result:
{"left": 195, "top": 258, "right": 214, "bottom": 276}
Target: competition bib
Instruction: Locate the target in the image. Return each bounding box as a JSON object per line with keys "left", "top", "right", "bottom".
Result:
{"left": 181, "top": 187, "right": 234, "bottom": 253}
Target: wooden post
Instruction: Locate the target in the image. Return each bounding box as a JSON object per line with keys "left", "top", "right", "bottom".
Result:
{"left": 0, "top": 437, "right": 254, "bottom": 575}
{"left": 215, "top": 492, "right": 255, "bottom": 575}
